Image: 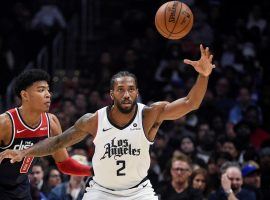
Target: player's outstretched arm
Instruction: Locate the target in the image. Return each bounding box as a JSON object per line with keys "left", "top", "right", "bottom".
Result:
{"left": 0, "top": 113, "right": 97, "bottom": 164}
{"left": 49, "top": 113, "right": 92, "bottom": 176}
{"left": 158, "top": 44, "right": 215, "bottom": 121}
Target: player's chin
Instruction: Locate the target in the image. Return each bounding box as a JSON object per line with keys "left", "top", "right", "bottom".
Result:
{"left": 43, "top": 104, "right": 51, "bottom": 111}
{"left": 120, "top": 105, "right": 133, "bottom": 113}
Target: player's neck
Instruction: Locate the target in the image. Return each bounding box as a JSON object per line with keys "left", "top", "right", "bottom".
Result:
{"left": 18, "top": 106, "right": 41, "bottom": 128}
{"left": 109, "top": 105, "right": 136, "bottom": 126}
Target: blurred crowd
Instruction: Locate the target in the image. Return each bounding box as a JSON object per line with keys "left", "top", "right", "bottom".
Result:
{"left": 1, "top": 0, "right": 270, "bottom": 199}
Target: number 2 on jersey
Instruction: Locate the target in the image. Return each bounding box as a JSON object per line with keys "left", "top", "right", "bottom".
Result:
{"left": 116, "top": 160, "right": 126, "bottom": 176}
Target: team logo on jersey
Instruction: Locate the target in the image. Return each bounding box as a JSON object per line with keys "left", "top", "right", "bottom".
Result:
{"left": 14, "top": 140, "right": 34, "bottom": 150}
{"left": 100, "top": 137, "right": 140, "bottom": 160}
{"left": 16, "top": 129, "right": 27, "bottom": 134}
{"left": 103, "top": 127, "right": 113, "bottom": 132}
{"left": 130, "top": 122, "right": 141, "bottom": 131}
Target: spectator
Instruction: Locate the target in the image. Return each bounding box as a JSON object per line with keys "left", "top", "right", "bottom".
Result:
{"left": 31, "top": 2, "right": 66, "bottom": 35}
{"left": 229, "top": 87, "right": 260, "bottom": 125}
{"left": 179, "top": 134, "right": 206, "bottom": 168}
{"left": 209, "top": 161, "right": 256, "bottom": 200}
{"left": 259, "top": 147, "right": 270, "bottom": 200}
{"left": 242, "top": 161, "right": 263, "bottom": 200}
{"left": 207, "top": 152, "right": 233, "bottom": 193}
{"left": 243, "top": 105, "right": 270, "bottom": 149}
{"left": 29, "top": 162, "right": 50, "bottom": 197}
{"left": 48, "top": 155, "right": 88, "bottom": 200}
{"left": 157, "top": 153, "right": 203, "bottom": 200}
{"left": 46, "top": 168, "right": 62, "bottom": 194}
{"left": 220, "top": 137, "right": 240, "bottom": 162}
{"left": 196, "top": 121, "right": 215, "bottom": 163}
{"left": 190, "top": 168, "right": 209, "bottom": 199}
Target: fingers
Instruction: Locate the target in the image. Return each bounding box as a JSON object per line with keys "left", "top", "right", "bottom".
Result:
{"left": 200, "top": 44, "right": 213, "bottom": 60}
{"left": 183, "top": 59, "right": 196, "bottom": 66}
{"left": 200, "top": 44, "right": 205, "bottom": 56}
{"left": 205, "top": 47, "right": 210, "bottom": 58}
{"left": 0, "top": 151, "right": 9, "bottom": 164}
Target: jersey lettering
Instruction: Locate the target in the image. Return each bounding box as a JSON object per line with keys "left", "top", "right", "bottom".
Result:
{"left": 13, "top": 140, "right": 34, "bottom": 150}
{"left": 100, "top": 137, "right": 140, "bottom": 160}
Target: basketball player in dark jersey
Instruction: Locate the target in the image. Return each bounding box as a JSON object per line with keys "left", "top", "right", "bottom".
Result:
{"left": 0, "top": 45, "right": 214, "bottom": 199}
{"left": 0, "top": 69, "right": 91, "bottom": 200}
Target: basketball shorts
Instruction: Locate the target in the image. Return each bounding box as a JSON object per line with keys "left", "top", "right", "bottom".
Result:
{"left": 83, "top": 178, "right": 158, "bottom": 200}
{"left": 0, "top": 182, "right": 32, "bottom": 200}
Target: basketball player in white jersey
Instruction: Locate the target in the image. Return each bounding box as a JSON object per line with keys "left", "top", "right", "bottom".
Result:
{"left": 0, "top": 44, "right": 215, "bottom": 199}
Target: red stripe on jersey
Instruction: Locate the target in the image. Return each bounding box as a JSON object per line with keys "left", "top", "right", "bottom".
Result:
{"left": 20, "top": 157, "right": 34, "bottom": 173}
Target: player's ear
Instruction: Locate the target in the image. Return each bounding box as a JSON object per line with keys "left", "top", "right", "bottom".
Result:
{"left": 20, "top": 90, "right": 28, "bottom": 101}
{"left": 110, "top": 90, "right": 114, "bottom": 100}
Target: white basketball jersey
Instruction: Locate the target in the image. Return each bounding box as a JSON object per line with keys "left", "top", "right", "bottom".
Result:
{"left": 92, "top": 103, "right": 153, "bottom": 190}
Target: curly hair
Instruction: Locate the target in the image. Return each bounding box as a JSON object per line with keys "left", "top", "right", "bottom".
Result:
{"left": 14, "top": 69, "right": 50, "bottom": 98}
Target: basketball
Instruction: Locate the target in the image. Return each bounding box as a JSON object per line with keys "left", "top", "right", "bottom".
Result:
{"left": 155, "top": 1, "right": 194, "bottom": 40}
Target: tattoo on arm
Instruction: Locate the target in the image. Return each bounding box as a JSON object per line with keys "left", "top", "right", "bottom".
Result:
{"left": 24, "top": 114, "right": 92, "bottom": 157}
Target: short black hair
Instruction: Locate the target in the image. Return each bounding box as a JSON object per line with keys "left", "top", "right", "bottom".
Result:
{"left": 14, "top": 69, "right": 50, "bottom": 98}
{"left": 110, "top": 71, "right": 137, "bottom": 90}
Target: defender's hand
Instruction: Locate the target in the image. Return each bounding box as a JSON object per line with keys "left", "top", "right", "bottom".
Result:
{"left": 0, "top": 149, "right": 24, "bottom": 164}
{"left": 184, "top": 44, "right": 215, "bottom": 77}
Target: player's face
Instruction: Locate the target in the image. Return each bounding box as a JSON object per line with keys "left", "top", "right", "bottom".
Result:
{"left": 22, "top": 81, "right": 51, "bottom": 112}
{"left": 110, "top": 76, "right": 138, "bottom": 114}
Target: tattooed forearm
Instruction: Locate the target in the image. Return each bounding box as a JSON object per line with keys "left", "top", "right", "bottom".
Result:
{"left": 24, "top": 125, "right": 87, "bottom": 157}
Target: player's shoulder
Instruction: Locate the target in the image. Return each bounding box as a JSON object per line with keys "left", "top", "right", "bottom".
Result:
{"left": 0, "top": 113, "right": 12, "bottom": 135}
{"left": 47, "top": 113, "right": 59, "bottom": 123}
{"left": 0, "top": 113, "right": 11, "bottom": 125}
{"left": 75, "top": 112, "right": 98, "bottom": 135}
{"left": 79, "top": 112, "right": 97, "bottom": 123}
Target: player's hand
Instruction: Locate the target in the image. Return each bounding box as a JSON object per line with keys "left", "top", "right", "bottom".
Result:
{"left": 184, "top": 44, "right": 215, "bottom": 77}
{"left": 0, "top": 149, "right": 24, "bottom": 164}
{"left": 221, "top": 173, "right": 232, "bottom": 192}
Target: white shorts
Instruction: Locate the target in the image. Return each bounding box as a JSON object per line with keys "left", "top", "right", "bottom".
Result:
{"left": 83, "top": 179, "right": 159, "bottom": 200}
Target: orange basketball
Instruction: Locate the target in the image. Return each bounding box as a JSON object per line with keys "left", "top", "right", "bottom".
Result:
{"left": 155, "top": 1, "right": 194, "bottom": 40}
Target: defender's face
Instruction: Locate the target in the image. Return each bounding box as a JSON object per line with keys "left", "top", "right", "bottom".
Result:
{"left": 110, "top": 76, "right": 138, "bottom": 114}
{"left": 22, "top": 81, "right": 51, "bottom": 112}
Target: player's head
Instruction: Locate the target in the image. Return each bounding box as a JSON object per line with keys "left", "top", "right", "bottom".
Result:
{"left": 110, "top": 71, "right": 138, "bottom": 114}
{"left": 14, "top": 69, "right": 51, "bottom": 112}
